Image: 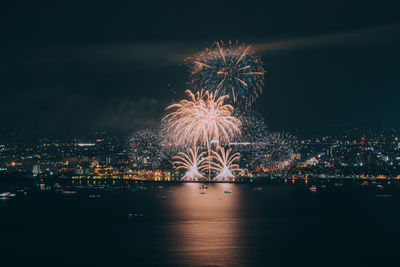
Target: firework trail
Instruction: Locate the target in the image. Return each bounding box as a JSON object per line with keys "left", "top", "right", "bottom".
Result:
{"left": 173, "top": 146, "right": 207, "bottom": 180}
{"left": 209, "top": 147, "right": 241, "bottom": 181}
{"left": 186, "top": 41, "right": 264, "bottom": 107}
{"left": 162, "top": 89, "right": 241, "bottom": 149}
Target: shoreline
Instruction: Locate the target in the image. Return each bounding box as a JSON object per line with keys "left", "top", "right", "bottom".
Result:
{"left": 0, "top": 175, "right": 398, "bottom": 184}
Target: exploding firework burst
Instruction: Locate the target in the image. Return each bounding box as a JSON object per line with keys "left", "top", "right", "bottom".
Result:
{"left": 186, "top": 41, "right": 264, "bottom": 107}
{"left": 173, "top": 147, "right": 207, "bottom": 180}
{"left": 162, "top": 89, "right": 242, "bottom": 149}
{"left": 233, "top": 109, "right": 268, "bottom": 144}
{"left": 256, "top": 132, "right": 297, "bottom": 172}
{"left": 230, "top": 110, "right": 269, "bottom": 170}
{"left": 209, "top": 147, "right": 241, "bottom": 181}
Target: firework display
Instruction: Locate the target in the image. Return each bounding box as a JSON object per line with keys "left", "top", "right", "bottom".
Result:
{"left": 231, "top": 110, "right": 270, "bottom": 171}
{"left": 233, "top": 110, "right": 268, "bottom": 144}
{"left": 186, "top": 41, "right": 264, "bottom": 107}
{"left": 256, "top": 132, "right": 297, "bottom": 172}
{"left": 172, "top": 147, "right": 207, "bottom": 180}
{"left": 162, "top": 89, "right": 241, "bottom": 148}
{"left": 209, "top": 147, "right": 241, "bottom": 181}
{"left": 129, "top": 41, "right": 297, "bottom": 180}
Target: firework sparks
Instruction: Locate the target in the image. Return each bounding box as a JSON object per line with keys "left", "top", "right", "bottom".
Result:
{"left": 186, "top": 41, "right": 264, "bottom": 107}
{"left": 173, "top": 147, "right": 207, "bottom": 180}
{"left": 162, "top": 89, "right": 242, "bottom": 149}
{"left": 209, "top": 147, "right": 241, "bottom": 181}
{"left": 129, "top": 128, "right": 174, "bottom": 169}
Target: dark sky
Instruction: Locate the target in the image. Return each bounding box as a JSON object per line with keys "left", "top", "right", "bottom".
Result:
{"left": 1, "top": 0, "right": 400, "bottom": 137}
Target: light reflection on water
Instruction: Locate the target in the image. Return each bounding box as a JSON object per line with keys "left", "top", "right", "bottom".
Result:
{"left": 165, "top": 183, "right": 243, "bottom": 266}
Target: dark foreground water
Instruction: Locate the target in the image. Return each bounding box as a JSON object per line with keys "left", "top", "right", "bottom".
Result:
{"left": 0, "top": 178, "right": 399, "bottom": 267}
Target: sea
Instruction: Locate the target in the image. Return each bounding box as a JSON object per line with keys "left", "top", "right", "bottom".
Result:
{"left": 0, "top": 178, "right": 399, "bottom": 267}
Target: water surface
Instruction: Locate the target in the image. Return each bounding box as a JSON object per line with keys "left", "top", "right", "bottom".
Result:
{"left": 0, "top": 179, "right": 399, "bottom": 266}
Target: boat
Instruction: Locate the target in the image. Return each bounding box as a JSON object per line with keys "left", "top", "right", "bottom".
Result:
{"left": 128, "top": 212, "right": 144, "bottom": 220}
{"left": 376, "top": 194, "right": 392, "bottom": 198}
{"left": 309, "top": 185, "right": 317, "bottom": 192}
{"left": 253, "top": 186, "right": 262, "bottom": 191}
{"left": 0, "top": 192, "right": 16, "bottom": 197}
{"left": 62, "top": 190, "right": 77, "bottom": 195}
{"left": 377, "top": 184, "right": 384, "bottom": 189}
{"left": 136, "top": 186, "right": 147, "bottom": 190}
{"left": 224, "top": 190, "right": 232, "bottom": 194}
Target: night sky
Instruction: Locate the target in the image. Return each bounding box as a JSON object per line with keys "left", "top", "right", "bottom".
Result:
{"left": 1, "top": 1, "right": 400, "bottom": 137}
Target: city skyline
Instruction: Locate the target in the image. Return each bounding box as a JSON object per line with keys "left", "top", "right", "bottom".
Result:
{"left": 1, "top": 126, "right": 400, "bottom": 181}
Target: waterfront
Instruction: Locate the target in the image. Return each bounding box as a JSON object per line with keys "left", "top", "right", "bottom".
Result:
{"left": 1, "top": 178, "right": 399, "bottom": 266}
